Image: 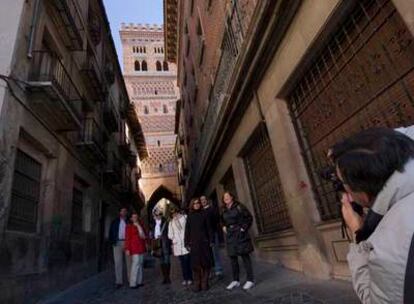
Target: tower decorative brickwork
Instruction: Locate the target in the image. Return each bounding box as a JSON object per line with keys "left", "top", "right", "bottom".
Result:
{"left": 120, "top": 23, "right": 179, "bottom": 205}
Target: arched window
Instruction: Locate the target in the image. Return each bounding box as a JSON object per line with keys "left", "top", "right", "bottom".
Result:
{"left": 163, "top": 105, "right": 168, "bottom": 113}
{"left": 157, "top": 140, "right": 161, "bottom": 147}
{"left": 144, "top": 46, "right": 146, "bottom": 53}
{"left": 141, "top": 60, "right": 148, "bottom": 71}
{"left": 154, "top": 47, "right": 157, "bottom": 53}
{"left": 133, "top": 46, "right": 136, "bottom": 53}
{"left": 159, "top": 164, "right": 163, "bottom": 172}
{"left": 144, "top": 105, "right": 149, "bottom": 114}
{"left": 156, "top": 61, "right": 162, "bottom": 71}
{"left": 134, "top": 60, "right": 140, "bottom": 71}
{"left": 163, "top": 61, "right": 169, "bottom": 71}
{"left": 161, "top": 48, "right": 164, "bottom": 53}
{"left": 154, "top": 89, "right": 158, "bottom": 95}
{"left": 140, "top": 47, "right": 143, "bottom": 53}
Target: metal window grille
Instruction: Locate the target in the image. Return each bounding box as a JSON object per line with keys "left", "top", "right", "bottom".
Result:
{"left": 71, "top": 188, "right": 83, "bottom": 234}
{"left": 288, "top": 0, "right": 414, "bottom": 220}
{"left": 7, "top": 150, "right": 41, "bottom": 232}
{"left": 243, "top": 125, "right": 292, "bottom": 233}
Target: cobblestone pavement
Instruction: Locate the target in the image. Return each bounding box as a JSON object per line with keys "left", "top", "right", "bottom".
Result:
{"left": 39, "top": 254, "right": 359, "bottom": 304}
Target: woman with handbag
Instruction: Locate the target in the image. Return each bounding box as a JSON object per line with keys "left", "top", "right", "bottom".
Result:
{"left": 125, "top": 212, "right": 147, "bottom": 289}
{"left": 168, "top": 206, "right": 193, "bottom": 286}
{"left": 221, "top": 191, "right": 255, "bottom": 291}
{"left": 150, "top": 210, "right": 172, "bottom": 284}
{"left": 185, "top": 198, "right": 213, "bottom": 292}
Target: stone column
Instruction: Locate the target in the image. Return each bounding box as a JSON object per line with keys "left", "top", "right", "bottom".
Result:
{"left": 262, "top": 97, "right": 332, "bottom": 279}
{"left": 232, "top": 158, "right": 259, "bottom": 236}
{"left": 392, "top": 0, "right": 414, "bottom": 36}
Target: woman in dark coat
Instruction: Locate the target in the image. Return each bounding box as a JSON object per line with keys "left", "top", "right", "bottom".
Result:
{"left": 185, "top": 198, "right": 213, "bottom": 292}
{"left": 221, "top": 191, "right": 255, "bottom": 291}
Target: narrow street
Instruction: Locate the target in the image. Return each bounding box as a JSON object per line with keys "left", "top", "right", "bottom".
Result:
{"left": 40, "top": 255, "right": 358, "bottom": 304}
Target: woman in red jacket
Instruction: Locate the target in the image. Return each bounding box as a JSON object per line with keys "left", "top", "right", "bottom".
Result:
{"left": 125, "top": 212, "right": 147, "bottom": 288}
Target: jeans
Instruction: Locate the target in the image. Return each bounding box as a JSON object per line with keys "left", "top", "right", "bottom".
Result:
{"left": 230, "top": 254, "right": 254, "bottom": 282}
{"left": 161, "top": 239, "right": 171, "bottom": 265}
{"left": 130, "top": 254, "right": 144, "bottom": 287}
{"left": 178, "top": 254, "right": 193, "bottom": 281}
{"left": 212, "top": 232, "right": 223, "bottom": 274}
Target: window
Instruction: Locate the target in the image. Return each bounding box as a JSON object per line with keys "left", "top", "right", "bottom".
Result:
{"left": 159, "top": 164, "right": 163, "bottom": 172}
{"left": 144, "top": 105, "right": 149, "bottom": 114}
{"left": 7, "top": 150, "right": 41, "bottom": 232}
{"left": 134, "top": 60, "right": 140, "bottom": 71}
{"left": 154, "top": 47, "right": 157, "bottom": 53}
{"left": 156, "top": 61, "right": 162, "bottom": 71}
{"left": 144, "top": 46, "right": 146, "bottom": 53}
{"left": 163, "top": 61, "right": 169, "bottom": 71}
{"left": 154, "top": 89, "right": 158, "bottom": 95}
{"left": 133, "top": 46, "right": 136, "bottom": 53}
{"left": 190, "top": 0, "right": 194, "bottom": 15}
{"left": 163, "top": 104, "right": 168, "bottom": 113}
{"left": 141, "top": 60, "right": 148, "bottom": 71}
{"left": 157, "top": 140, "right": 161, "bottom": 146}
{"left": 71, "top": 187, "right": 83, "bottom": 234}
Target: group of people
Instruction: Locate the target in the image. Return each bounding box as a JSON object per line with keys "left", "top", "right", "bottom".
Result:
{"left": 108, "top": 191, "right": 255, "bottom": 292}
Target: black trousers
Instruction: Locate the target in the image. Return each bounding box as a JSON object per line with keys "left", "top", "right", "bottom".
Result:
{"left": 178, "top": 254, "right": 193, "bottom": 281}
{"left": 230, "top": 254, "right": 253, "bottom": 282}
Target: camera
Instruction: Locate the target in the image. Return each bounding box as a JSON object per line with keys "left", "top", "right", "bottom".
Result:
{"left": 319, "top": 166, "right": 365, "bottom": 241}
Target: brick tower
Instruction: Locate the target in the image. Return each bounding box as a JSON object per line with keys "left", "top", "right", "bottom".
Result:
{"left": 120, "top": 23, "right": 179, "bottom": 209}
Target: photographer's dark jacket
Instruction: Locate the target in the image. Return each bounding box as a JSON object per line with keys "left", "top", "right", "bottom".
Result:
{"left": 222, "top": 202, "right": 254, "bottom": 257}
{"left": 109, "top": 217, "right": 129, "bottom": 246}
{"left": 347, "top": 159, "right": 414, "bottom": 303}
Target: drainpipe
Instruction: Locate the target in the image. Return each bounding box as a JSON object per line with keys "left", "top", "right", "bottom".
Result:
{"left": 27, "top": 0, "right": 42, "bottom": 59}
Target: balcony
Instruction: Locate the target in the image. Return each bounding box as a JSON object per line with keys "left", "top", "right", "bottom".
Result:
{"left": 27, "top": 51, "right": 83, "bottom": 131}
{"left": 117, "top": 129, "right": 131, "bottom": 159}
{"left": 128, "top": 151, "right": 138, "bottom": 167}
{"left": 103, "top": 94, "right": 120, "bottom": 133}
{"left": 76, "top": 118, "right": 106, "bottom": 161}
{"left": 80, "top": 53, "right": 105, "bottom": 101}
{"left": 49, "top": 0, "right": 84, "bottom": 51}
{"left": 104, "top": 153, "right": 122, "bottom": 185}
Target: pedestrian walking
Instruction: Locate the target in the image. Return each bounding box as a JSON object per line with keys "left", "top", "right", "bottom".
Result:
{"left": 185, "top": 198, "right": 214, "bottom": 292}
{"left": 222, "top": 192, "right": 255, "bottom": 291}
{"left": 150, "top": 210, "right": 172, "bottom": 284}
{"left": 168, "top": 206, "right": 193, "bottom": 286}
{"left": 109, "top": 207, "right": 131, "bottom": 288}
{"left": 125, "top": 212, "right": 147, "bottom": 289}
{"left": 201, "top": 195, "right": 224, "bottom": 279}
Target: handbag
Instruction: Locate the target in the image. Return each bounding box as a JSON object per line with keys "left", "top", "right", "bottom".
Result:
{"left": 150, "top": 238, "right": 162, "bottom": 257}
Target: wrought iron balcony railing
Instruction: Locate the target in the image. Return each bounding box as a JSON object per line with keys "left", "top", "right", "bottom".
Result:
{"left": 28, "top": 50, "right": 83, "bottom": 131}
{"left": 188, "top": 0, "right": 255, "bottom": 194}
{"left": 80, "top": 52, "right": 105, "bottom": 101}
{"left": 104, "top": 152, "right": 122, "bottom": 184}
{"left": 50, "top": 0, "right": 84, "bottom": 51}
{"left": 76, "top": 117, "right": 106, "bottom": 161}
{"left": 103, "top": 93, "right": 120, "bottom": 133}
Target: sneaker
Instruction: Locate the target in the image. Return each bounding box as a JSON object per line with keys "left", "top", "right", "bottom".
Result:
{"left": 182, "top": 280, "right": 187, "bottom": 286}
{"left": 243, "top": 281, "right": 254, "bottom": 290}
{"left": 187, "top": 280, "right": 193, "bottom": 285}
{"left": 226, "top": 281, "right": 240, "bottom": 290}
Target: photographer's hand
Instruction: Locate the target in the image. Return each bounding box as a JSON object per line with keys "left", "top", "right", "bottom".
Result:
{"left": 341, "top": 193, "right": 363, "bottom": 236}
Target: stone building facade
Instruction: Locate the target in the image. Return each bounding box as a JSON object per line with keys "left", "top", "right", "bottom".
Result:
{"left": 0, "top": 0, "right": 147, "bottom": 302}
{"left": 165, "top": 0, "right": 414, "bottom": 280}
{"left": 120, "top": 24, "right": 180, "bottom": 211}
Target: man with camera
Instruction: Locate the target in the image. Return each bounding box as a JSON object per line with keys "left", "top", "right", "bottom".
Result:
{"left": 329, "top": 128, "right": 414, "bottom": 303}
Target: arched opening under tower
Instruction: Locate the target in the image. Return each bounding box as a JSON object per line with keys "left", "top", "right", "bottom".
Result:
{"left": 146, "top": 185, "right": 180, "bottom": 225}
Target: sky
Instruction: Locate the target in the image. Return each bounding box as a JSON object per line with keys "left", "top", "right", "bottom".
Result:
{"left": 102, "top": 0, "right": 163, "bottom": 67}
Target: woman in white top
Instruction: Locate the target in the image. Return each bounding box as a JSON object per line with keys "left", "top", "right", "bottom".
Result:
{"left": 168, "top": 207, "right": 193, "bottom": 285}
